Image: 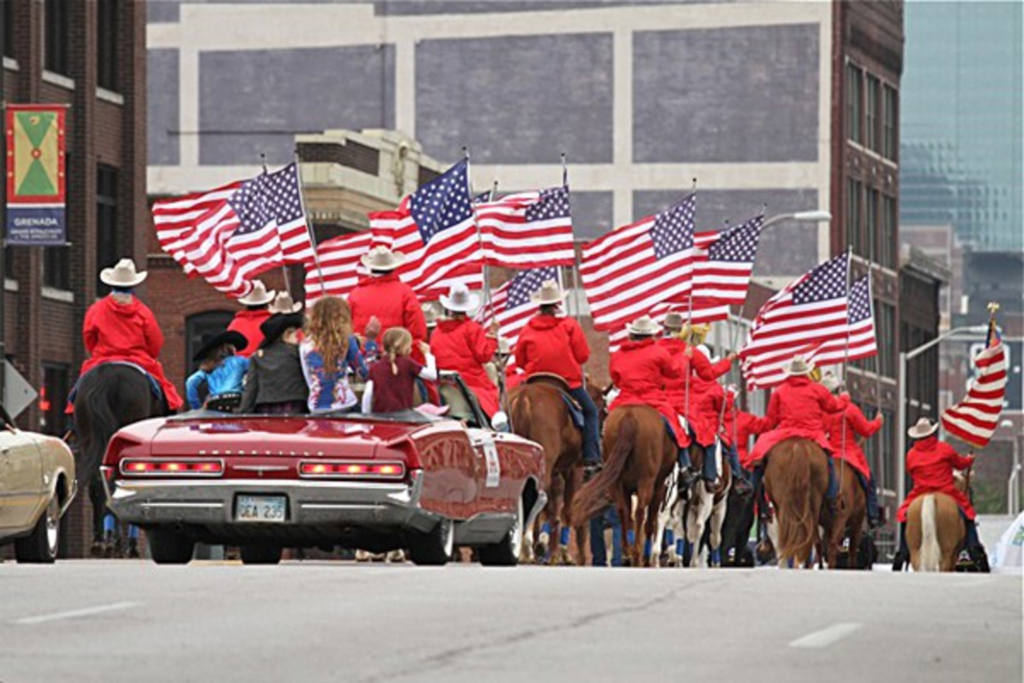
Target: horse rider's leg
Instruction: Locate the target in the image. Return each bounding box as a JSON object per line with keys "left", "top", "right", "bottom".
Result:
{"left": 569, "top": 387, "right": 602, "bottom": 475}
{"left": 701, "top": 442, "right": 718, "bottom": 484}
{"left": 857, "top": 471, "right": 882, "bottom": 529}
{"left": 725, "top": 444, "right": 752, "bottom": 496}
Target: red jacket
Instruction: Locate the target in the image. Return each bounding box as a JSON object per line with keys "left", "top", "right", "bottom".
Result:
{"left": 430, "top": 318, "right": 499, "bottom": 416}
{"left": 227, "top": 309, "right": 271, "bottom": 357}
{"left": 824, "top": 403, "right": 881, "bottom": 479}
{"left": 734, "top": 411, "right": 771, "bottom": 469}
{"left": 659, "top": 338, "right": 732, "bottom": 445}
{"left": 897, "top": 436, "right": 976, "bottom": 522}
{"left": 748, "top": 376, "right": 846, "bottom": 465}
{"left": 78, "top": 296, "right": 183, "bottom": 410}
{"left": 513, "top": 315, "right": 590, "bottom": 389}
{"left": 609, "top": 338, "right": 687, "bottom": 447}
{"left": 348, "top": 274, "right": 427, "bottom": 343}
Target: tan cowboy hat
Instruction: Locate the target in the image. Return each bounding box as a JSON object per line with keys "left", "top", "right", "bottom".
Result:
{"left": 530, "top": 280, "right": 568, "bottom": 305}
{"left": 439, "top": 283, "right": 480, "bottom": 314}
{"left": 784, "top": 355, "right": 815, "bottom": 377}
{"left": 360, "top": 245, "right": 405, "bottom": 272}
{"left": 100, "top": 258, "right": 147, "bottom": 288}
{"left": 907, "top": 417, "right": 939, "bottom": 439}
{"left": 238, "top": 280, "right": 275, "bottom": 306}
{"left": 820, "top": 371, "right": 841, "bottom": 393}
{"left": 269, "top": 291, "right": 303, "bottom": 315}
{"left": 627, "top": 315, "right": 662, "bottom": 337}
{"left": 663, "top": 312, "right": 685, "bottom": 331}
{"left": 422, "top": 302, "right": 440, "bottom": 328}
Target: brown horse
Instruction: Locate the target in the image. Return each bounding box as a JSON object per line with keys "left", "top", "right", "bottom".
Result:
{"left": 906, "top": 470, "right": 971, "bottom": 572}
{"left": 763, "top": 439, "right": 830, "bottom": 569}
{"left": 573, "top": 405, "right": 676, "bottom": 567}
{"left": 508, "top": 376, "right": 602, "bottom": 564}
{"left": 824, "top": 458, "right": 866, "bottom": 569}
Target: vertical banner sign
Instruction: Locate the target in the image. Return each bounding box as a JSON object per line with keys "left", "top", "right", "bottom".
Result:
{"left": 5, "top": 105, "right": 67, "bottom": 245}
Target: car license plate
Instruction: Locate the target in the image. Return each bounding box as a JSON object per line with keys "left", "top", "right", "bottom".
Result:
{"left": 235, "top": 495, "right": 287, "bottom": 523}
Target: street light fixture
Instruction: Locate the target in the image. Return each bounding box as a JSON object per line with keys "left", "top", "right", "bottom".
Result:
{"left": 763, "top": 210, "right": 832, "bottom": 229}
{"left": 896, "top": 324, "right": 989, "bottom": 500}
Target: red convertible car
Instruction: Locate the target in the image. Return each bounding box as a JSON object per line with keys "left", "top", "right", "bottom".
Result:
{"left": 102, "top": 374, "right": 546, "bottom": 566}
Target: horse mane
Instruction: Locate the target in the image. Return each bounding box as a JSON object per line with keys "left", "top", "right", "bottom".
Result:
{"left": 571, "top": 409, "right": 638, "bottom": 524}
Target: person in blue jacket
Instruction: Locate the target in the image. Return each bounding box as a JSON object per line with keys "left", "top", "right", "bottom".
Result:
{"left": 185, "top": 330, "right": 250, "bottom": 410}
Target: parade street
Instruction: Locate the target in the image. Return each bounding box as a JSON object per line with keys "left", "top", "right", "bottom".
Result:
{"left": 1, "top": 562, "right": 1020, "bottom": 683}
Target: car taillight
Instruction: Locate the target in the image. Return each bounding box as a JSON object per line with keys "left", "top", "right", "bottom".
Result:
{"left": 297, "top": 461, "right": 406, "bottom": 480}
{"left": 120, "top": 459, "right": 224, "bottom": 477}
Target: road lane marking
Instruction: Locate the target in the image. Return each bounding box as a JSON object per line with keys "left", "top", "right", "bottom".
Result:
{"left": 788, "top": 622, "right": 863, "bottom": 649}
{"left": 13, "top": 601, "right": 141, "bottom": 625}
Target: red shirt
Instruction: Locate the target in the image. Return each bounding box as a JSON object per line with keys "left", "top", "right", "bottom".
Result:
{"left": 367, "top": 356, "right": 422, "bottom": 412}
{"left": 227, "top": 309, "right": 271, "bottom": 357}
{"left": 430, "top": 318, "right": 499, "bottom": 416}
{"left": 78, "top": 295, "right": 183, "bottom": 410}
{"left": 513, "top": 315, "right": 590, "bottom": 389}
{"left": 747, "top": 376, "right": 847, "bottom": 465}
{"left": 348, "top": 274, "right": 427, "bottom": 342}
{"left": 659, "top": 338, "right": 732, "bottom": 445}
{"left": 897, "top": 436, "right": 976, "bottom": 521}
{"left": 824, "top": 403, "right": 881, "bottom": 479}
{"left": 609, "top": 338, "right": 687, "bottom": 447}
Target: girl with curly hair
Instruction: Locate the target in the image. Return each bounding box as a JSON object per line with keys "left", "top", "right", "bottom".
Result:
{"left": 299, "top": 296, "right": 368, "bottom": 413}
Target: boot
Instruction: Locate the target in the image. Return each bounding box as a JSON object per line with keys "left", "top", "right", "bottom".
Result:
{"left": 891, "top": 550, "right": 907, "bottom": 572}
{"left": 583, "top": 462, "right": 603, "bottom": 482}
{"left": 678, "top": 466, "right": 697, "bottom": 490}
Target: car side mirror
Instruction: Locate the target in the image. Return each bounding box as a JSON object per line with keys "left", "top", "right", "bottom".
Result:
{"left": 491, "top": 411, "right": 510, "bottom": 433}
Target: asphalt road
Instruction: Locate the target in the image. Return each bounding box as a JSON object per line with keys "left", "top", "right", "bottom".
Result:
{"left": 1, "top": 561, "right": 1020, "bottom": 683}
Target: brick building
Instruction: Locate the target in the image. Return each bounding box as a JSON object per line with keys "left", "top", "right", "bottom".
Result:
{"left": 2, "top": 0, "right": 148, "bottom": 557}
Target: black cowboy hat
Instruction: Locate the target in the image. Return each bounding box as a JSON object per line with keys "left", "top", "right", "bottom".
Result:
{"left": 192, "top": 330, "right": 248, "bottom": 363}
{"left": 259, "top": 311, "right": 304, "bottom": 347}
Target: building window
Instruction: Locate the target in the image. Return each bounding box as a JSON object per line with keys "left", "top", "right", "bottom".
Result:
{"left": 877, "top": 301, "right": 897, "bottom": 377}
{"left": 43, "top": 248, "right": 70, "bottom": 290}
{"left": 846, "top": 63, "right": 863, "bottom": 144}
{"left": 882, "top": 85, "right": 898, "bottom": 160}
{"left": 96, "top": 165, "right": 119, "bottom": 295}
{"left": 186, "top": 311, "right": 235, "bottom": 376}
{"left": 44, "top": 0, "right": 70, "bottom": 76}
{"left": 865, "top": 188, "right": 879, "bottom": 262}
{"left": 865, "top": 75, "right": 880, "bottom": 153}
{"left": 3, "top": 0, "right": 14, "bottom": 59}
{"left": 41, "top": 363, "right": 70, "bottom": 436}
{"left": 880, "top": 194, "right": 897, "bottom": 269}
{"left": 847, "top": 179, "right": 862, "bottom": 253}
{"left": 97, "top": 0, "right": 119, "bottom": 91}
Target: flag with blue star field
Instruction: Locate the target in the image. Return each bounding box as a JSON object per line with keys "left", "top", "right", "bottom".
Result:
{"left": 475, "top": 186, "right": 575, "bottom": 268}
{"left": 151, "top": 163, "right": 314, "bottom": 299}
{"left": 580, "top": 194, "right": 696, "bottom": 332}
{"left": 810, "top": 272, "right": 878, "bottom": 368}
{"left": 368, "top": 159, "right": 480, "bottom": 294}
{"left": 740, "top": 250, "right": 852, "bottom": 388}
{"left": 477, "top": 266, "right": 559, "bottom": 369}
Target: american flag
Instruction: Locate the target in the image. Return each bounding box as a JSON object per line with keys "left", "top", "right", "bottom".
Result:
{"left": 580, "top": 194, "right": 696, "bottom": 332}
{"left": 478, "top": 267, "right": 558, "bottom": 367}
{"left": 368, "top": 159, "right": 479, "bottom": 294}
{"left": 153, "top": 164, "right": 314, "bottom": 298}
{"left": 475, "top": 186, "right": 575, "bottom": 268}
{"left": 740, "top": 251, "right": 851, "bottom": 389}
{"left": 806, "top": 273, "right": 878, "bottom": 367}
{"left": 942, "top": 320, "right": 1007, "bottom": 447}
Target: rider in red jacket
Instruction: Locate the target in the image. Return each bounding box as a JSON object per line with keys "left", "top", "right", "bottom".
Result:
{"left": 514, "top": 280, "right": 601, "bottom": 476}
{"left": 77, "top": 259, "right": 183, "bottom": 411}
{"left": 430, "top": 283, "right": 500, "bottom": 417}
{"left": 892, "top": 417, "right": 988, "bottom": 571}
{"left": 348, "top": 247, "right": 428, "bottom": 353}
{"left": 227, "top": 280, "right": 274, "bottom": 357}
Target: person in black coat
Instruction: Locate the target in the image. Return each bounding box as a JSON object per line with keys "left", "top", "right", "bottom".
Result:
{"left": 240, "top": 311, "right": 308, "bottom": 414}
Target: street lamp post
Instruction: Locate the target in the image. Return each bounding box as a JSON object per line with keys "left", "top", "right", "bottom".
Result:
{"left": 762, "top": 210, "right": 832, "bottom": 229}
{"left": 1001, "top": 419, "right": 1021, "bottom": 516}
{"left": 896, "top": 325, "right": 989, "bottom": 499}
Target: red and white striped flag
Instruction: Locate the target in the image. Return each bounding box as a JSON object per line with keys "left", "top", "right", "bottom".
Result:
{"left": 580, "top": 195, "right": 696, "bottom": 332}
{"left": 740, "top": 251, "right": 851, "bottom": 389}
{"left": 804, "top": 273, "right": 878, "bottom": 367}
{"left": 475, "top": 186, "right": 575, "bottom": 269}
{"left": 942, "top": 321, "right": 1007, "bottom": 447}
{"left": 368, "top": 160, "right": 479, "bottom": 294}
{"left": 478, "top": 267, "right": 558, "bottom": 367}
{"left": 152, "top": 164, "right": 314, "bottom": 298}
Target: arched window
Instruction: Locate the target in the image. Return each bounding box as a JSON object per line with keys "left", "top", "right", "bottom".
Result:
{"left": 185, "top": 311, "right": 235, "bottom": 375}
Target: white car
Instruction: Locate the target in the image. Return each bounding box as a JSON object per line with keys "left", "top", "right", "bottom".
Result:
{"left": 0, "top": 404, "right": 77, "bottom": 562}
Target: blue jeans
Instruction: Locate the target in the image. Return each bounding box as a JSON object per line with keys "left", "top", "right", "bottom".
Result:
{"left": 568, "top": 387, "right": 601, "bottom": 466}
{"left": 855, "top": 471, "right": 880, "bottom": 522}
{"left": 724, "top": 443, "right": 746, "bottom": 482}
{"left": 590, "top": 506, "right": 623, "bottom": 567}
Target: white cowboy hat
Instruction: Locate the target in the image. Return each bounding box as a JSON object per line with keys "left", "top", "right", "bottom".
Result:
{"left": 237, "top": 280, "right": 275, "bottom": 307}
{"left": 530, "top": 280, "right": 568, "bottom": 305}
{"left": 100, "top": 258, "right": 147, "bottom": 288}
{"left": 820, "top": 371, "right": 841, "bottom": 393}
{"left": 908, "top": 417, "right": 939, "bottom": 439}
{"left": 784, "top": 355, "right": 815, "bottom": 377}
{"left": 360, "top": 245, "right": 405, "bottom": 272}
{"left": 269, "top": 291, "right": 303, "bottom": 314}
{"left": 627, "top": 315, "right": 662, "bottom": 337}
{"left": 422, "top": 303, "right": 440, "bottom": 328}
{"left": 439, "top": 283, "right": 480, "bottom": 314}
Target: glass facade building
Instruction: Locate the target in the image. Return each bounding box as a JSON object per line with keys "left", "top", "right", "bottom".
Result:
{"left": 900, "top": 0, "right": 1023, "bottom": 252}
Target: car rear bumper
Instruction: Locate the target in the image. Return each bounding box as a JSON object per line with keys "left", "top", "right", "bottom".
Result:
{"left": 104, "top": 472, "right": 441, "bottom": 537}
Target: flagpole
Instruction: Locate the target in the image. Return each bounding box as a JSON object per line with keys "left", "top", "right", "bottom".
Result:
{"left": 562, "top": 153, "right": 582, "bottom": 324}
{"left": 683, "top": 178, "right": 698, "bottom": 425}
{"left": 839, "top": 244, "right": 853, "bottom": 503}
{"left": 292, "top": 150, "right": 326, "bottom": 296}
{"left": 465, "top": 147, "right": 495, "bottom": 324}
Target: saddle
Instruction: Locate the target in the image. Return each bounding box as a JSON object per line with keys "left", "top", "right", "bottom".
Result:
{"left": 525, "top": 373, "right": 585, "bottom": 430}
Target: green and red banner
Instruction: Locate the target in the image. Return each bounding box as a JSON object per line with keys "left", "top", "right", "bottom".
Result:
{"left": 5, "top": 104, "right": 67, "bottom": 246}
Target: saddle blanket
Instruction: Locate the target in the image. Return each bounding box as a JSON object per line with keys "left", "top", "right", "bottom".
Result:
{"left": 561, "top": 394, "right": 585, "bottom": 430}
{"left": 68, "top": 361, "right": 163, "bottom": 406}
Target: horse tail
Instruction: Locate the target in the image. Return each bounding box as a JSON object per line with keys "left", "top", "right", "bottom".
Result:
{"left": 74, "top": 369, "right": 123, "bottom": 485}
{"left": 778, "top": 442, "right": 817, "bottom": 561}
{"left": 918, "top": 494, "right": 941, "bottom": 572}
{"left": 571, "top": 411, "right": 637, "bottom": 524}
